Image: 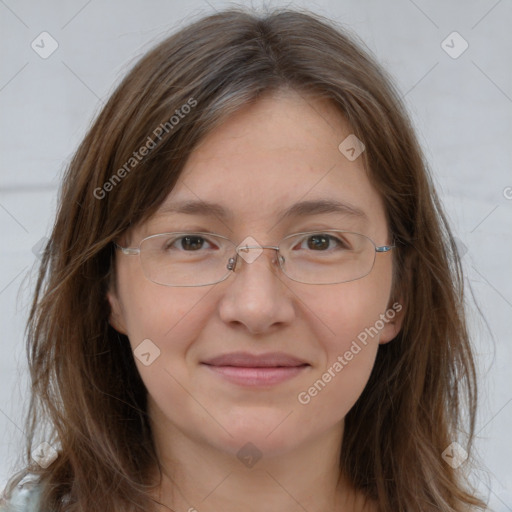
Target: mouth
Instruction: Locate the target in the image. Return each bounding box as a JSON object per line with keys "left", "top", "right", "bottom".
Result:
{"left": 201, "top": 352, "right": 310, "bottom": 387}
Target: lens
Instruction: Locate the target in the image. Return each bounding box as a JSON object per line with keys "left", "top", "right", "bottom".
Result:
{"left": 279, "top": 231, "right": 376, "bottom": 284}
{"left": 139, "top": 233, "right": 235, "bottom": 286}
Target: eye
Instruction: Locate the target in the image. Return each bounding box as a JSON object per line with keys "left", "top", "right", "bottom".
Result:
{"left": 306, "top": 234, "right": 331, "bottom": 251}
{"left": 165, "top": 234, "right": 215, "bottom": 251}
{"left": 182, "top": 235, "right": 206, "bottom": 251}
{"left": 296, "top": 233, "right": 349, "bottom": 251}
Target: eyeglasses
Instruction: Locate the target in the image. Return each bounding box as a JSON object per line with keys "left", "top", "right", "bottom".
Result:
{"left": 115, "top": 230, "right": 395, "bottom": 287}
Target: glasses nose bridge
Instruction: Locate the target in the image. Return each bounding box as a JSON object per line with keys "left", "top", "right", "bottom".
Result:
{"left": 238, "top": 243, "right": 280, "bottom": 252}
{"left": 227, "top": 243, "right": 282, "bottom": 272}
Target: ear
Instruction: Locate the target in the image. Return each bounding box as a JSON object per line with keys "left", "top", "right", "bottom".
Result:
{"left": 107, "top": 288, "right": 128, "bottom": 335}
{"left": 378, "top": 299, "right": 405, "bottom": 345}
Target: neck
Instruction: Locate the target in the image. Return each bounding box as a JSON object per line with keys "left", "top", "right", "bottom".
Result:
{"left": 147, "top": 401, "right": 369, "bottom": 512}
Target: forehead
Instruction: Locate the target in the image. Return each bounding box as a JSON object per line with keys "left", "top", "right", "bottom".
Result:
{"left": 148, "top": 90, "right": 387, "bottom": 236}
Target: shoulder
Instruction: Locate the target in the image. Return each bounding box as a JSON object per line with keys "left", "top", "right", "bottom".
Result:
{"left": 0, "top": 473, "right": 43, "bottom": 512}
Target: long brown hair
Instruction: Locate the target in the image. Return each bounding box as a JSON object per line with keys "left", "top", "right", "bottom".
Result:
{"left": 2, "top": 7, "right": 486, "bottom": 512}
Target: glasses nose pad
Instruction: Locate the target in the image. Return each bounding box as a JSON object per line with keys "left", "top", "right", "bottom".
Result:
{"left": 227, "top": 255, "right": 238, "bottom": 271}
{"left": 268, "top": 251, "right": 285, "bottom": 275}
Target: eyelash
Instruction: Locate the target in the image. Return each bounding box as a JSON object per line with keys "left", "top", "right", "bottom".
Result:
{"left": 163, "top": 233, "right": 350, "bottom": 252}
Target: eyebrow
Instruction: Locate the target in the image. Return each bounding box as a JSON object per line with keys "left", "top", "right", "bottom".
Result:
{"left": 276, "top": 198, "right": 368, "bottom": 224}
{"left": 157, "top": 200, "right": 230, "bottom": 219}
{"left": 156, "top": 198, "right": 368, "bottom": 224}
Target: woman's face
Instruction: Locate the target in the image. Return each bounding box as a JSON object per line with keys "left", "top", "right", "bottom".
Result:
{"left": 108, "top": 90, "right": 402, "bottom": 460}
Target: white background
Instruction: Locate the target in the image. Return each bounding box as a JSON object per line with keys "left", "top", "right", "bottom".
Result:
{"left": 0, "top": 0, "right": 511, "bottom": 510}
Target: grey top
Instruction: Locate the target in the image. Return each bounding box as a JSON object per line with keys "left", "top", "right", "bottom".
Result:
{"left": 0, "top": 474, "right": 43, "bottom": 512}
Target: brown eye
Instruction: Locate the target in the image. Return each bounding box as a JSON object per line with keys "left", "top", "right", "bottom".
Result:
{"left": 307, "top": 234, "right": 330, "bottom": 250}
{"left": 289, "top": 233, "right": 352, "bottom": 253}
{"left": 180, "top": 235, "right": 206, "bottom": 251}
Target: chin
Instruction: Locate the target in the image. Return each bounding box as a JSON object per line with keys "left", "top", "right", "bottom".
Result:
{"left": 199, "top": 412, "right": 307, "bottom": 458}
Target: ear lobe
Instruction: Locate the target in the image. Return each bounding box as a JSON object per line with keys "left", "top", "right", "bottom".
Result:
{"left": 378, "top": 300, "right": 405, "bottom": 345}
{"left": 107, "top": 290, "right": 128, "bottom": 335}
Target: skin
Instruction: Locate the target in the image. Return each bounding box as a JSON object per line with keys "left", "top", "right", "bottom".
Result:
{"left": 108, "top": 89, "right": 404, "bottom": 512}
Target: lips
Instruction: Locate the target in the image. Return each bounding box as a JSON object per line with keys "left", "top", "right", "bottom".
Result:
{"left": 201, "top": 352, "right": 310, "bottom": 387}
{"left": 202, "top": 351, "right": 308, "bottom": 367}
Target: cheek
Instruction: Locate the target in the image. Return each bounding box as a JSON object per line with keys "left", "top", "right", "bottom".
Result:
{"left": 304, "top": 254, "right": 393, "bottom": 355}
{"left": 115, "top": 260, "right": 216, "bottom": 371}
{"left": 122, "top": 291, "right": 203, "bottom": 342}
{"left": 294, "top": 258, "right": 392, "bottom": 416}
{"left": 119, "top": 285, "right": 220, "bottom": 424}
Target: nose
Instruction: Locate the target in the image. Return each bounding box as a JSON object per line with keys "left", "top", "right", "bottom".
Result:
{"left": 217, "top": 248, "right": 296, "bottom": 335}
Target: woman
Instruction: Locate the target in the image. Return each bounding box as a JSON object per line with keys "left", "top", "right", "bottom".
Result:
{"left": 0, "top": 7, "right": 486, "bottom": 512}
